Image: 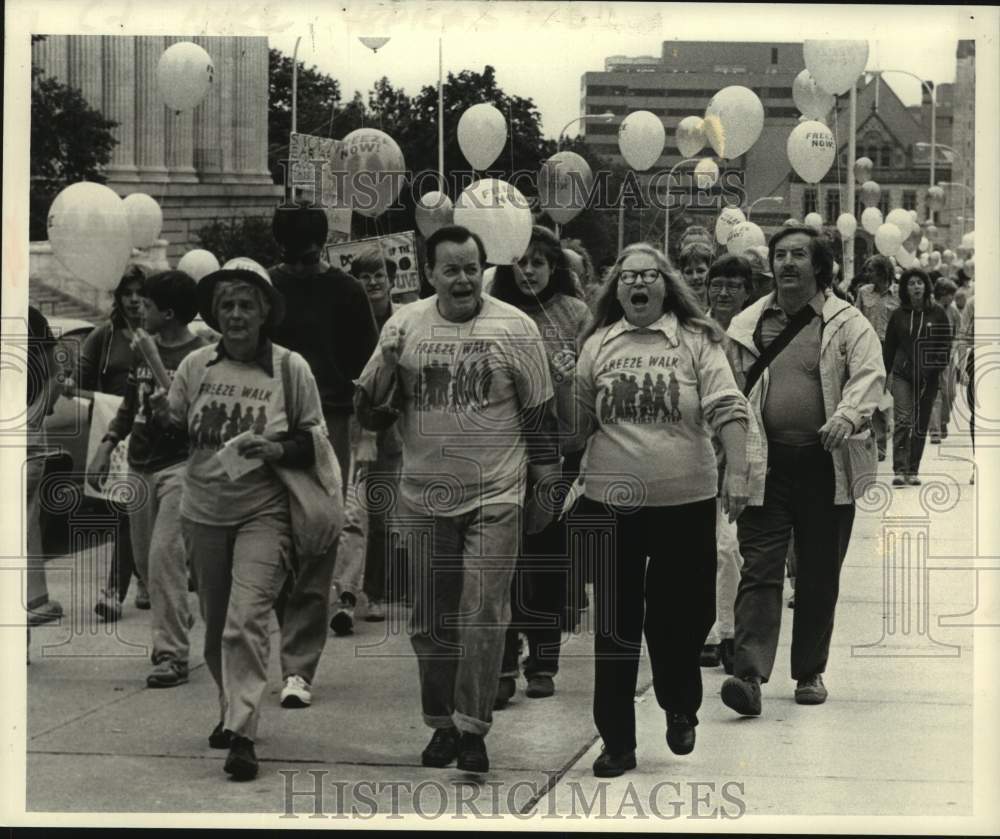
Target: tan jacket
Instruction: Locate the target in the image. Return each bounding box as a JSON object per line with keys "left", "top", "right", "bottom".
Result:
{"left": 725, "top": 290, "right": 886, "bottom": 506}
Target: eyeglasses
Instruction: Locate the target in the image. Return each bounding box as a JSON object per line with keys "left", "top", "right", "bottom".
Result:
{"left": 619, "top": 269, "right": 662, "bottom": 286}
{"left": 708, "top": 280, "right": 748, "bottom": 293}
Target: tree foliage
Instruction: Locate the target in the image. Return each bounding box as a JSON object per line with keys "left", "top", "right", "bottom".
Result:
{"left": 29, "top": 36, "right": 119, "bottom": 240}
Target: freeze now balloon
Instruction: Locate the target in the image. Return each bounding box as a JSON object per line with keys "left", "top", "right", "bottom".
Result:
{"left": 122, "top": 193, "right": 163, "bottom": 249}
{"left": 157, "top": 41, "right": 214, "bottom": 112}
{"left": 703, "top": 86, "right": 764, "bottom": 160}
{"left": 675, "top": 116, "right": 706, "bottom": 159}
{"left": 787, "top": 121, "right": 836, "bottom": 183}
{"left": 619, "top": 111, "right": 665, "bottom": 171}
{"left": 803, "top": 40, "right": 869, "bottom": 96}
{"left": 339, "top": 128, "right": 406, "bottom": 218}
{"left": 47, "top": 182, "right": 132, "bottom": 292}
{"left": 177, "top": 248, "right": 220, "bottom": 281}
{"left": 715, "top": 207, "right": 746, "bottom": 245}
{"left": 414, "top": 191, "right": 454, "bottom": 238}
{"left": 453, "top": 179, "right": 532, "bottom": 265}
{"left": 792, "top": 70, "right": 834, "bottom": 120}
{"left": 458, "top": 104, "right": 507, "bottom": 171}
{"left": 726, "top": 221, "right": 765, "bottom": 256}
{"left": 537, "top": 151, "right": 593, "bottom": 224}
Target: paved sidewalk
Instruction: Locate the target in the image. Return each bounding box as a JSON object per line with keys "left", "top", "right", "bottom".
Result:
{"left": 24, "top": 417, "right": 987, "bottom": 824}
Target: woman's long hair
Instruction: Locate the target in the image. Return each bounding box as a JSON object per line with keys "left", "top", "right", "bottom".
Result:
{"left": 581, "top": 243, "right": 723, "bottom": 345}
{"left": 109, "top": 266, "right": 147, "bottom": 328}
{"left": 490, "top": 225, "right": 582, "bottom": 303}
{"left": 898, "top": 268, "right": 935, "bottom": 312}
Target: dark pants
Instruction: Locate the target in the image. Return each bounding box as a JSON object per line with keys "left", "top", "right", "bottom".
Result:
{"left": 105, "top": 511, "right": 137, "bottom": 599}
{"left": 733, "top": 443, "right": 855, "bottom": 683}
{"left": 500, "top": 451, "right": 582, "bottom": 680}
{"left": 362, "top": 442, "right": 402, "bottom": 603}
{"left": 967, "top": 349, "right": 976, "bottom": 450}
{"left": 580, "top": 497, "right": 717, "bottom": 755}
{"left": 890, "top": 374, "right": 939, "bottom": 477}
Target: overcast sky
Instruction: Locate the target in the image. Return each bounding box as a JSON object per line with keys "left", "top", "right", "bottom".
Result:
{"left": 269, "top": 3, "right": 975, "bottom": 141}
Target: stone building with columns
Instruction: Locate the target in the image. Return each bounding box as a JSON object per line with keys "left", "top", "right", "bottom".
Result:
{"left": 31, "top": 34, "right": 281, "bottom": 262}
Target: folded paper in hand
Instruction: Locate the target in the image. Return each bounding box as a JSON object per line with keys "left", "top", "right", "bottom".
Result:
{"left": 216, "top": 431, "right": 264, "bottom": 480}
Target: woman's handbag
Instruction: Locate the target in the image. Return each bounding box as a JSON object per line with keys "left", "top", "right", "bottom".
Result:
{"left": 275, "top": 350, "right": 344, "bottom": 558}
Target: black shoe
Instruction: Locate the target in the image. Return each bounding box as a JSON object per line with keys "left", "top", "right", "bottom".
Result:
{"left": 721, "top": 675, "right": 762, "bottom": 717}
{"left": 456, "top": 732, "right": 489, "bottom": 773}
{"left": 719, "top": 639, "right": 735, "bottom": 675}
{"left": 421, "top": 727, "right": 459, "bottom": 767}
{"left": 699, "top": 644, "right": 721, "bottom": 667}
{"left": 525, "top": 674, "right": 554, "bottom": 698}
{"left": 493, "top": 676, "right": 516, "bottom": 710}
{"left": 209, "top": 720, "right": 233, "bottom": 749}
{"left": 329, "top": 592, "right": 356, "bottom": 636}
{"left": 592, "top": 747, "right": 637, "bottom": 778}
{"left": 223, "top": 735, "right": 258, "bottom": 781}
{"left": 665, "top": 712, "right": 696, "bottom": 755}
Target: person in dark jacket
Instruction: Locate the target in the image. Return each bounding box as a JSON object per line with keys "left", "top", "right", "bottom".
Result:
{"left": 883, "top": 268, "right": 953, "bottom": 486}
{"left": 268, "top": 205, "right": 380, "bottom": 710}
{"left": 76, "top": 266, "right": 148, "bottom": 620}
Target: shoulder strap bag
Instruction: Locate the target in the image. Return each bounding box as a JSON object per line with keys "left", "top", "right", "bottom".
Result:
{"left": 742, "top": 304, "right": 819, "bottom": 396}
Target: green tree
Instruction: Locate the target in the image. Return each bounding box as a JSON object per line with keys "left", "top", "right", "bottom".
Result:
{"left": 29, "top": 35, "right": 119, "bottom": 240}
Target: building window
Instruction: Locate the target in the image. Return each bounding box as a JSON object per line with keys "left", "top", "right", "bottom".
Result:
{"left": 902, "top": 190, "right": 918, "bottom": 211}
{"left": 771, "top": 47, "right": 779, "bottom": 65}
{"left": 825, "top": 190, "right": 841, "bottom": 220}
{"left": 880, "top": 145, "right": 892, "bottom": 168}
{"left": 803, "top": 187, "right": 818, "bottom": 216}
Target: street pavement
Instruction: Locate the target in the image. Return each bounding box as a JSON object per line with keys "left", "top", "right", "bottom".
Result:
{"left": 24, "top": 407, "right": 990, "bottom": 826}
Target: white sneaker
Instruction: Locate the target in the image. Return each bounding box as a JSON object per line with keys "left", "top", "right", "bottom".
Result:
{"left": 280, "top": 675, "right": 312, "bottom": 708}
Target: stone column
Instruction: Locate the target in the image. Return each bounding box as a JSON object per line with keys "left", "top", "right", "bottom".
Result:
{"left": 135, "top": 36, "right": 169, "bottom": 182}
{"left": 102, "top": 36, "right": 139, "bottom": 183}
{"left": 251, "top": 38, "right": 272, "bottom": 179}
{"left": 67, "top": 35, "right": 103, "bottom": 110}
{"left": 163, "top": 37, "right": 198, "bottom": 183}
{"left": 32, "top": 34, "right": 68, "bottom": 80}
{"left": 233, "top": 37, "right": 256, "bottom": 177}
{"left": 217, "top": 37, "right": 238, "bottom": 183}
{"left": 192, "top": 35, "right": 222, "bottom": 178}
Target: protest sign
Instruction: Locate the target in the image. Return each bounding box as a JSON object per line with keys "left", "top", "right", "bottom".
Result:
{"left": 325, "top": 232, "right": 420, "bottom": 294}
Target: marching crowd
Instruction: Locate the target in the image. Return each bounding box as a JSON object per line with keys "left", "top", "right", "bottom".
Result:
{"left": 25, "top": 205, "right": 976, "bottom": 782}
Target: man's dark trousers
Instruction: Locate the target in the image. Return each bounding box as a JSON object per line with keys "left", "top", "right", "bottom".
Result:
{"left": 732, "top": 442, "right": 855, "bottom": 683}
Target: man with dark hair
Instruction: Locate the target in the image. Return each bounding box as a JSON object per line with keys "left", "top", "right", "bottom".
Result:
{"left": 721, "top": 226, "right": 885, "bottom": 717}
{"left": 88, "top": 270, "right": 208, "bottom": 687}
{"left": 854, "top": 254, "right": 899, "bottom": 461}
{"left": 268, "top": 204, "right": 380, "bottom": 707}
{"left": 354, "top": 224, "right": 560, "bottom": 774}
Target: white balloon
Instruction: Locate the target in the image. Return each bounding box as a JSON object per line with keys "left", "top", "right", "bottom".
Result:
{"left": 926, "top": 186, "right": 945, "bottom": 210}
{"left": 908, "top": 209, "right": 919, "bottom": 225}
{"left": 675, "top": 116, "right": 706, "bottom": 159}
{"left": 860, "top": 207, "right": 883, "bottom": 235}
{"left": 787, "top": 120, "right": 836, "bottom": 183}
{"left": 693, "top": 158, "right": 720, "bottom": 189}
{"left": 860, "top": 180, "right": 881, "bottom": 208}
{"left": 537, "top": 151, "right": 593, "bottom": 224}
{"left": 804, "top": 212, "right": 824, "bottom": 232}
{"left": 726, "top": 221, "right": 766, "bottom": 256}
{"left": 854, "top": 157, "right": 874, "bottom": 183}
{"left": 453, "top": 179, "right": 532, "bottom": 265}
{"left": 122, "top": 193, "right": 163, "bottom": 249}
{"left": 222, "top": 257, "right": 270, "bottom": 280}
{"left": 919, "top": 252, "right": 930, "bottom": 267}
{"left": 885, "top": 208, "right": 913, "bottom": 239}
{"left": 792, "top": 70, "right": 835, "bottom": 120}
{"left": 157, "top": 41, "right": 214, "bottom": 112}
{"left": 339, "top": 128, "right": 407, "bottom": 218}
{"left": 894, "top": 246, "right": 917, "bottom": 268}
{"left": 961, "top": 231, "right": 975, "bottom": 250}
{"left": 177, "top": 248, "right": 220, "bottom": 281}
{"left": 703, "top": 86, "right": 764, "bottom": 159}
{"left": 836, "top": 213, "right": 857, "bottom": 239}
{"left": 715, "top": 207, "right": 747, "bottom": 245}
{"left": 457, "top": 104, "right": 507, "bottom": 171}
{"left": 875, "top": 223, "right": 904, "bottom": 256}
{"left": 358, "top": 37, "right": 390, "bottom": 52}
{"left": 918, "top": 237, "right": 930, "bottom": 253}
{"left": 930, "top": 250, "right": 942, "bottom": 266}
{"left": 618, "top": 111, "right": 665, "bottom": 171}
{"left": 415, "top": 191, "right": 454, "bottom": 238}
{"left": 803, "top": 40, "right": 870, "bottom": 95}
{"left": 47, "top": 182, "right": 132, "bottom": 292}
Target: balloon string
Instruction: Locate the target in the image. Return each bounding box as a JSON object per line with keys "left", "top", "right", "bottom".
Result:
{"left": 833, "top": 97, "right": 843, "bottom": 216}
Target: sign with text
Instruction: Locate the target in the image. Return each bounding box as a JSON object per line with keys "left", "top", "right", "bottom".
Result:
{"left": 289, "top": 132, "right": 353, "bottom": 239}
{"left": 325, "top": 232, "right": 420, "bottom": 294}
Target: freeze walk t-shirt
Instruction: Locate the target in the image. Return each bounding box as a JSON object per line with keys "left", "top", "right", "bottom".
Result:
{"left": 357, "top": 294, "right": 553, "bottom": 516}
{"left": 576, "top": 313, "right": 749, "bottom": 507}
{"left": 168, "top": 342, "right": 316, "bottom": 526}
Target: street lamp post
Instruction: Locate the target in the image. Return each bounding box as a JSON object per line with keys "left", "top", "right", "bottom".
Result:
{"left": 662, "top": 157, "right": 708, "bottom": 255}
{"left": 747, "top": 196, "right": 784, "bottom": 223}
{"left": 557, "top": 112, "right": 615, "bottom": 150}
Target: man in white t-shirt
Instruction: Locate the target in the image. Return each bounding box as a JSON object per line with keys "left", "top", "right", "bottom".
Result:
{"left": 355, "top": 226, "right": 560, "bottom": 774}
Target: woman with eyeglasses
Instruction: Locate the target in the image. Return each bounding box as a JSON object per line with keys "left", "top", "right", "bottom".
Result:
{"left": 573, "top": 243, "right": 752, "bottom": 777}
